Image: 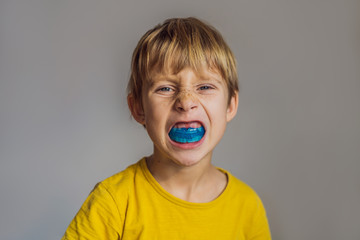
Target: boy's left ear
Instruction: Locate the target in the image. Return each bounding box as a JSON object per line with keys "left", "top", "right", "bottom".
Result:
{"left": 226, "top": 91, "right": 239, "bottom": 122}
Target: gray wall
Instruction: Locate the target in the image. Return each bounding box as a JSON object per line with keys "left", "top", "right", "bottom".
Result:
{"left": 1, "top": 0, "right": 359, "bottom": 239}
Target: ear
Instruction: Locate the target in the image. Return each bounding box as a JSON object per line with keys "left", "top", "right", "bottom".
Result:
{"left": 127, "top": 93, "right": 146, "bottom": 125}
{"left": 226, "top": 91, "right": 238, "bottom": 122}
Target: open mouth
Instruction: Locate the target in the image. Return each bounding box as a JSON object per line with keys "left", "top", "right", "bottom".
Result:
{"left": 168, "top": 121, "right": 205, "bottom": 143}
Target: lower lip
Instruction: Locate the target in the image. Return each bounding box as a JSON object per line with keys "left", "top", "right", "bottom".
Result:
{"left": 168, "top": 133, "right": 206, "bottom": 150}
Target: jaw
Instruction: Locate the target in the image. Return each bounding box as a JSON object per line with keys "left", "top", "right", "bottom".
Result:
{"left": 152, "top": 143, "right": 213, "bottom": 168}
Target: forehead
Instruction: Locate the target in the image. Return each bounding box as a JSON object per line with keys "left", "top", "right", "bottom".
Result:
{"left": 148, "top": 66, "right": 225, "bottom": 84}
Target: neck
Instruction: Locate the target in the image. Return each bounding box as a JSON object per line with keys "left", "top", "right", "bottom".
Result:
{"left": 147, "top": 154, "right": 211, "bottom": 184}
{"left": 146, "top": 154, "right": 227, "bottom": 203}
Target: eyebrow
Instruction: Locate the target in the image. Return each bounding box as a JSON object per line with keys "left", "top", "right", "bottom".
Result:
{"left": 147, "top": 75, "right": 177, "bottom": 88}
{"left": 148, "top": 71, "right": 224, "bottom": 86}
{"left": 200, "top": 76, "right": 223, "bottom": 85}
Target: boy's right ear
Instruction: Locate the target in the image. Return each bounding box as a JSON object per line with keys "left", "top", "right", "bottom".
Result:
{"left": 127, "top": 94, "right": 146, "bottom": 125}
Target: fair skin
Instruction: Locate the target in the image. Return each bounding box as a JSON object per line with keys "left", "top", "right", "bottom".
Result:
{"left": 128, "top": 67, "right": 238, "bottom": 203}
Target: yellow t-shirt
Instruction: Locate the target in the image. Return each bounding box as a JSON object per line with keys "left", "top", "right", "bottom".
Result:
{"left": 62, "top": 158, "right": 271, "bottom": 239}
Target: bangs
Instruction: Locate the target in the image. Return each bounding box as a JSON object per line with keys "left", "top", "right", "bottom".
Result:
{"left": 144, "top": 18, "right": 231, "bottom": 80}
{"left": 129, "top": 17, "right": 238, "bottom": 102}
{"left": 147, "top": 22, "right": 220, "bottom": 76}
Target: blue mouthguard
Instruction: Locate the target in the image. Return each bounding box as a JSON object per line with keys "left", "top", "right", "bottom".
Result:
{"left": 169, "top": 126, "right": 205, "bottom": 143}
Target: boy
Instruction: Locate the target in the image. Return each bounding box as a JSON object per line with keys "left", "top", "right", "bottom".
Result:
{"left": 62, "top": 17, "right": 271, "bottom": 239}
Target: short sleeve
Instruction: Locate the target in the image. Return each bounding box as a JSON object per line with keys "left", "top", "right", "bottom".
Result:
{"left": 62, "top": 183, "right": 122, "bottom": 240}
{"left": 248, "top": 194, "right": 272, "bottom": 240}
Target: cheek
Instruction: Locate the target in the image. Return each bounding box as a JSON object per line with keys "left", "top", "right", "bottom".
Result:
{"left": 143, "top": 99, "right": 172, "bottom": 128}
{"left": 202, "top": 94, "right": 228, "bottom": 112}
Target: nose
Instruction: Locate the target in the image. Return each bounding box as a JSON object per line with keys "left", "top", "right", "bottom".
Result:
{"left": 175, "top": 89, "right": 198, "bottom": 112}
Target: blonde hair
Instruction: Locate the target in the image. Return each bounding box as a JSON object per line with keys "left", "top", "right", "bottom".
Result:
{"left": 127, "top": 17, "right": 238, "bottom": 104}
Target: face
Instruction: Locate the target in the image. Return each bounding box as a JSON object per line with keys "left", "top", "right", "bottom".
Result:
{"left": 128, "top": 67, "right": 238, "bottom": 167}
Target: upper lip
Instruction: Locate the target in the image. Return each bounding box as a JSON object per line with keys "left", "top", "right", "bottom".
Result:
{"left": 168, "top": 120, "right": 206, "bottom": 133}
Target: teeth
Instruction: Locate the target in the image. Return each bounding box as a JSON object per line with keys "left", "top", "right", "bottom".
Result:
{"left": 173, "top": 122, "right": 202, "bottom": 129}
{"left": 175, "top": 123, "right": 187, "bottom": 128}
{"left": 189, "top": 122, "right": 201, "bottom": 128}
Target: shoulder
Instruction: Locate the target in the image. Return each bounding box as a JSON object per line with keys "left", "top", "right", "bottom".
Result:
{"left": 83, "top": 159, "right": 146, "bottom": 217}
{"left": 222, "top": 169, "right": 270, "bottom": 227}
{"left": 62, "top": 158, "right": 147, "bottom": 239}
{"left": 223, "top": 171, "right": 271, "bottom": 239}
{"left": 222, "top": 169, "right": 264, "bottom": 206}
{"left": 229, "top": 173, "right": 256, "bottom": 195}
{"left": 224, "top": 171, "right": 271, "bottom": 239}
{"left": 99, "top": 158, "right": 145, "bottom": 194}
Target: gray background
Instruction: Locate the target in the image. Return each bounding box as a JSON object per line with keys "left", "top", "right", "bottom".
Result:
{"left": 1, "top": 0, "right": 359, "bottom": 239}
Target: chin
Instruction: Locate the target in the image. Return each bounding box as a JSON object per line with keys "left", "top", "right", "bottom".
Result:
{"left": 170, "top": 152, "right": 209, "bottom": 167}
{"left": 176, "top": 160, "right": 199, "bottom": 167}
